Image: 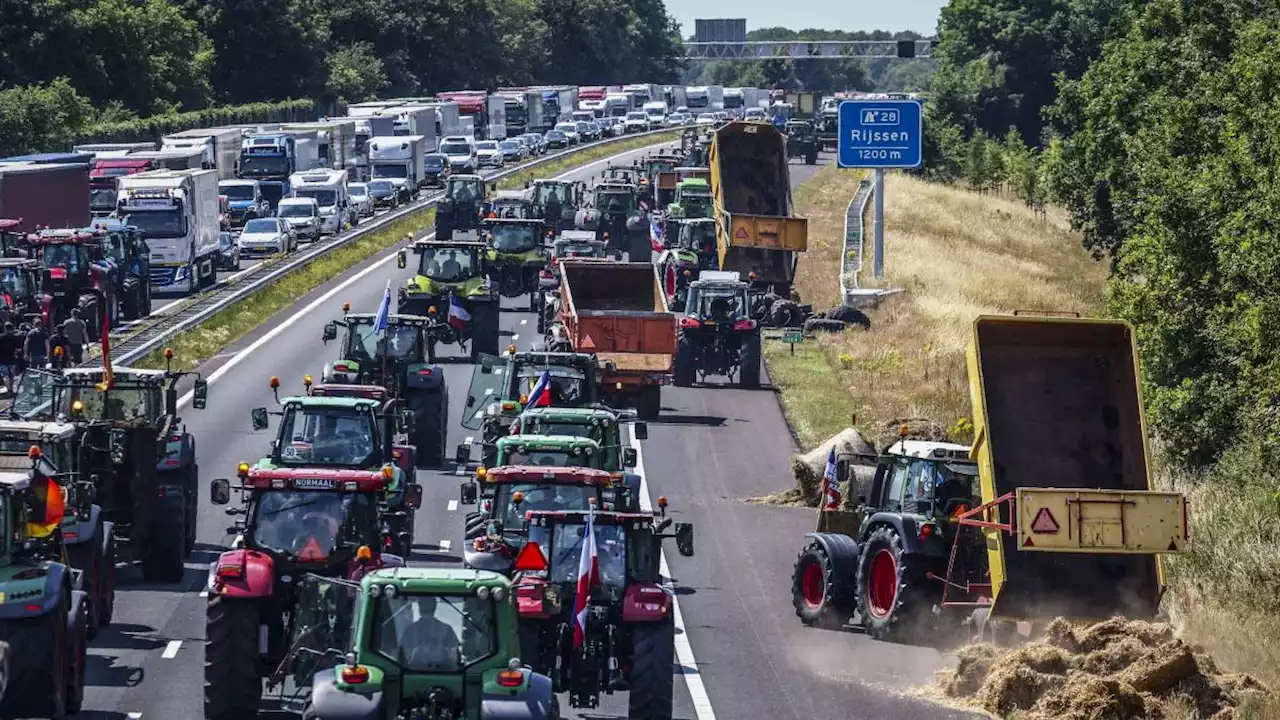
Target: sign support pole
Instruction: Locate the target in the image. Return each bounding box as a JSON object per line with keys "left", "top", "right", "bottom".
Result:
{"left": 873, "top": 168, "right": 885, "bottom": 280}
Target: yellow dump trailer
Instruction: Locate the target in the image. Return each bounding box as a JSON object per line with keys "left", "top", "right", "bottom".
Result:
{"left": 964, "top": 314, "right": 1189, "bottom": 621}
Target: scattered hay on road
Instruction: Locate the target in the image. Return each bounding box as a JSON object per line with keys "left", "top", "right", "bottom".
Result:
{"left": 935, "top": 618, "right": 1273, "bottom": 719}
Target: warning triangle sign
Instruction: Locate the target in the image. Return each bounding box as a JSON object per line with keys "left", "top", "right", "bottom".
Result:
{"left": 1023, "top": 536, "right": 1035, "bottom": 547}
{"left": 734, "top": 227, "right": 748, "bottom": 239}
{"left": 579, "top": 333, "right": 597, "bottom": 350}
{"left": 1030, "top": 508, "right": 1059, "bottom": 534}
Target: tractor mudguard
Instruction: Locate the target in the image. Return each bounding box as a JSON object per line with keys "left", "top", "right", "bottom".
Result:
{"left": 0, "top": 562, "right": 70, "bottom": 620}
{"left": 862, "top": 513, "right": 949, "bottom": 559}
{"left": 210, "top": 549, "right": 275, "bottom": 599}
{"left": 61, "top": 504, "right": 101, "bottom": 547}
{"left": 404, "top": 364, "right": 445, "bottom": 390}
{"left": 309, "top": 671, "right": 382, "bottom": 720}
{"left": 622, "top": 582, "right": 671, "bottom": 622}
{"left": 802, "top": 531, "right": 861, "bottom": 593}
{"left": 480, "top": 670, "right": 556, "bottom": 720}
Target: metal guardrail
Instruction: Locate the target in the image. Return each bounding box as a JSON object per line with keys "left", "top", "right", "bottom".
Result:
{"left": 84, "top": 126, "right": 680, "bottom": 368}
{"left": 840, "top": 178, "right": 874, "bottom": 303}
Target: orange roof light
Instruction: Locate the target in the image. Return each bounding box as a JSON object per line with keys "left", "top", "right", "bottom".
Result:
{"left": 53, "top": 346, "right": 63, "bottom": 357}
{"left": 164, "top": 348, "right": 174, "bottom": 360}
{"left": 342, "top": 302, "right": 350, "bottom": 313}
{"left": 512, "top": 491, "right": 525, "bottom": 504}
{"left": 27, "top": 445, "right": 41, "bottom": 459}
{"left": 507, "top": 344, "right": 517, "bottom": 354}
{"left": 657, "top": 496, "right": 668, "bottom": 509}
{"left": 356, "top": 545, "right": 374, "bottom": 561}
{"left": 303, "top": 374, "right": 313, "bottom": 386}
{"left": 340, "top": 664, "right": 370, "bottom": 684}
{"left": 237, "top": 462, "right": 250, "bottom": 477}
{"left": 519, "top": 395, "right": 529, "bottom": 405}
{"left": 476, "top": 466, "right": 488, "bottom": 479}
{"left": 380, "top": 465, "right": 394, "bottom": 480}
{"left": 270, "top": 376, "right": 280, "bottom": 389}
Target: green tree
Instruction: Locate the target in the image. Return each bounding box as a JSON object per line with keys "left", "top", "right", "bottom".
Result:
{"left": 0, "top": 79, "right": 95, "bottom": 155}
{"left": 325, "top": 43, "right": 388, "bottom": 105}
{"left": 197, "top": 0, "right": 330, "bottom": 104}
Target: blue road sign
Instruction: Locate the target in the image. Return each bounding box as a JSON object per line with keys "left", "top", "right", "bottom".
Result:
{"left": 837, "top": 99, "right": 923, "bottom": 169}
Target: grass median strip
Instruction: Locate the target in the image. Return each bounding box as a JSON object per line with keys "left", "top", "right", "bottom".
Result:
{"left": 134, "top": 133, "right": 680, "bottom": 372}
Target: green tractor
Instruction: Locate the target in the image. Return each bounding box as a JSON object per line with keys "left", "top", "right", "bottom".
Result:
{"left": 536, "top": 232, "right": 610, "bottom": 334}
{"left": 456, "top": 351, "right": 603, "bottom": 468}
{"left": 250, "top": 381, "right": 423, "bottom": 557}
{"left": 320, "top": 310, "right": 449, "bottom": 467}
{"left": 292, "top": 568, "right": 559, "bottom": 720}
{"left": 785, "top": 120, "right": 819, "bottom": 165}
{"left": 434, "top": 175, "right": 489, "bottom": 241}
{"left": 397, "top": 238, "right": 500, "bottom": 362}
{"left": 480, "top": 218, "right": 549, "bottom": 310}
{"left": 665, "top": 179, "right": 712, "bottom": 222}
{"left": 575, "top": 182, "right": 651, "bottom": 261}
{"left": 527, "top": 178, "right": 584, "bottom": 234}
{"left": 0, "top": 420, "right": 115, "bottom": 640}
{"left": 673, "top": 270, "right": 762, "bottom": 389}
{"left": 655, "top": 218, "right": 719, "bottom": 307}
{"left": 0, "top": 455, "right": 89, "bottom": 720}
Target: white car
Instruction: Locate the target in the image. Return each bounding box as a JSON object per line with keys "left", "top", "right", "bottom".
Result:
{"left": 347, "top": 183, "right": 374, "bottom": 217}
{"left": 238, "top": 217, "right": 297, "bottom": 255}
{"left": 440, "top": 136, "right": 478, "bottom": 174}
{"left": 554, "top": 122, "right": 581, "bottom": 145}
{"left": 695, "top": 113, "right": 718, "bottom": 127}
{"left": 476, "top": 140, "right": 505, "bottom": 168}
{"left": 665, "top": 113, "right": 688, "bottom": 127}
{"left": 275, "top": 198, "right": 321, "bottom": 243}
{"left": 624, "top": 112, "right": 649, "bottom": 133}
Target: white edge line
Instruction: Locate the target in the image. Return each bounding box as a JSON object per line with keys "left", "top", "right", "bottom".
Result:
{"left": 161, "top": 640, "right": 182, "bottom": 659}
{"left": 128, "top": 713, "right": 142, "bottom": 719}
{"left": 631, "top": 429, "right": 717, "bottom": 720}
{"left": 447, "top": 499, "right": 459, "bottom": 512}
{"left": 198, "top": 589, "right": 208, "bottom": 597}
{"left": 174, "top": 143, "right": 670, "bottom": 409}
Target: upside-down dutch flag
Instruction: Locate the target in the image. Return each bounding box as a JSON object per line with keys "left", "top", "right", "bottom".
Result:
{"left": 527, "top": 371, "right": 552, "bottom": 408}
{"left": 571, "top": 505, "right": 599, "bottom": 649}
{"left": 820, "top": 447, "right": 843, "bottom": 509}
{"left": 447, "top": 295, "right": 471, "bottom": 330}
{"left": 649, "top": 217, "right": 664, "bottom": 252}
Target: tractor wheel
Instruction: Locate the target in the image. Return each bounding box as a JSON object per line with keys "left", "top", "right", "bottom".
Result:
{"left": 739, "top": 331, "right": 761, "bottom": 389}
{"left": 464, "top": 512, "right": 486, "bottom": 539}
{"left": 627, "top": 614, "right": 675, "bottom": 720}
{"left": 204, "top": 596, "right": 263, "bottom": 720}
{"left": 770, "top": 299, "right": 803, "bottom": 328}
{"left": 673, "top": 334, "right": 696, "bottom": 388}
{"left": 856, "top": 526, "right": 932, "bottom": 642}
{"left": 408, "top": 388, "right": 445, "bottom": 468}
{"left": 142, "top": 500, "right": 187, "bottom": 583}
{"left": 636, "top": 386, "right": 661, "bottom": 421}
{"left": 469, "top": 302, "right": 501, "bottom": 361}
{"left": 162, "top": 463, "right": 199, "bottom": 557}
{"left": 752, "top": 293, "right": 780, "bottom": 323}
{"left": 65, "top": 591, "right": 87, "bottom": 714}
{"left": 825, "top": 305, "right": 871, "bottom": 330}
{"left": 791, "top": 541, "right": 856, "bottom": 628}
{"left": 65, "top": 524, "right": 105, "bottom": 640}
{"left": 0, "top": 591, "right": 70, "bottom": 719}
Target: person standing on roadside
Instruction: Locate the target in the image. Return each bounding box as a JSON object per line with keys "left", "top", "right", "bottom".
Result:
{"left": 24, "top": 323, "right": 47, "bottom": 370}
{"left": 62, "top": 309, "right": 88, "bottom": 365}
{"left": 0, "top": 324, "right": 18, "bottom": 393}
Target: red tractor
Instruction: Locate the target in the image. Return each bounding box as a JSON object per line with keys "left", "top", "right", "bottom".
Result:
{"left": 202, "top": 465, "right": 422, "bottom": 720}
{"left": 27, "top": 228, "right": 118, "bottom": 337}
{"left": 510, "top": 504, "right": 694, "bottom": 719}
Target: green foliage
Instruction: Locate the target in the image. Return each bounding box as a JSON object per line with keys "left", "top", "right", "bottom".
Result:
{"left": 0, "top": 79, "right": 96, "bottom": 157}
{"left": 67, "top": 99, "right": 320, "bottom": 149}
{"left": 325, "top": 43, "right": 389, "bottom": 105}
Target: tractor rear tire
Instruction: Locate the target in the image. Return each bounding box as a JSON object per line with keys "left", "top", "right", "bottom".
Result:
{"left": 0, "top": 591, "right": 70, "bottom": 719}
{"left": 770, "top": 299, "right": 803, "bottom": 328}
{"left": 65, "top": 523, "right": 105, "bottom": 640}
{"left": 791, "top": 540, "right": 857, "bottom": 628}
{"left": 825, "top": 305, "right": 870, "bottom": 329}
{"left": 740, "top": 332, "right": 761, "bottom": 389}
{"left": 637, "top": 386, "right": 661, "bottom": 421}
{"left": 673, "top": 334, "right": 696, "bottom": 388}
{"left": 469, "top": 301, "right": 501, "bottom": 361}
{"left": 142, "top": 501, "right": 187, "bottom": 583}
{"left": 627, "top": 614, "right": 675, "bottom": 720}
{"left": 856, "top": 526, "right": 933, "bottom": 642}
{"left": 205, "top": 595, "right": 263, "bottom": 720}
{"left": 408, "top": 388, "right": 446, "bottom": 468}
{"left": 464, "top": 512, "right": 486, "bottom": 539}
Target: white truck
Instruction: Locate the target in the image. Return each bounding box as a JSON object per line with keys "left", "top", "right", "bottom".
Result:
{"left": 161, "top": 128, "right": 243, "bottom": 180}
{"left": 642, "top": 101, "right": 668, "bottom": 128}
{"left": 603, "top": 93, "right": 631, "bottom": 119}
{"left": 367, "top": 135, "right": 426, "bottom": 202}
{"left": 392, "top": 105, "right": 436, "bottom": 142}
{"left": 126, "top": 148, "right": 207, "bottom": 172}
{"left": 346, "top": 100, "right": 405, "bottom": 118}
{"left": 72, "top": 142, "right": 155, "bottom": 159}
{"left": 623, "top": 83, "right": 661, "bottom": 109}
{"left": 433, "top": 102, "right": 463, "bottom": 138}
{"left": 116, "top": 169, "right": 219, "bottom": 294}
{"left": 723, "top": 88, "right": 746, "bottom": 117}
{"left": 284, "top": 121, "right": 358, "bottom": 179}
{"left": 686, "top": 86, "right": 712, "bottom": 112}
{"left": 289, "top": 169, "right": 354, "bottom": 236}
{"left": 664, "top": 85, "right": 687, "bottom": 112}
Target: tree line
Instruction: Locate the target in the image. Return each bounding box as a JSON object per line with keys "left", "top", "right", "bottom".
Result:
{"left": 924, "top": 0, "right": 1280, "bottom": 488}
{"left": 0, "top": 0, "right": 685, "bottom": 155}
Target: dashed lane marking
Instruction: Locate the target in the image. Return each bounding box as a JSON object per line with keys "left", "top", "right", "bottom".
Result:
{"left": 162, "top": 640, "right": 182, "bottom": 659}
{"left": 447, "top": 500, "right": 458, "bottom": 511}
{"left": 438, "top": 540, "right": 452, "bottom": 552}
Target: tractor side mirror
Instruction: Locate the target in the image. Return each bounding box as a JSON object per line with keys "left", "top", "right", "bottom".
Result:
{"left": 251, "top": 407, "right": 270, "bottom": 431}
{"left": 405, "top": 483, "right": 423, "bottom": 510}
{"left": 455, "top": 442, "right": 471, "bottom": 466}
{"left": 622, "top": 447, "right": 637, "bottom": 468}
{"left": 192, "top": 379, "right": 208, "bottom": 410}
{"left": 675, "top": 522, "right": 694, "bottom": 557}
{"left": 835, "top": 458, "right": 849, "bottom": 484}
{"left": 460, "top": 482, "right": 478, "bottom": 505}
{"left": 633, "top": 421, "right": 648, "bottom": 440}
{"left": 322, "top": 323, "right": 337, "bottom": 343}
{"left": 400, "top": 410, "right": 416, "bottom": 433}
{"left": 397, "top": 249, "right": 407, "bottom": 268}
{"left": 210, "top": 478, "right": 231, "bottom": 505}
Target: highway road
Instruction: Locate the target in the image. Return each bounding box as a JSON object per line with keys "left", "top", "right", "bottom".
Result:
{"left": 75, "top": 145, "right": 976, "bottom": 720}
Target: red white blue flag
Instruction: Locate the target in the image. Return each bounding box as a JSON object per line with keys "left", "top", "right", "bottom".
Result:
{"left": 527, "top": 371, "right": 553, "bottom": 408}
{"left": 571, "top": 505, "right": 599, "bottom": 649}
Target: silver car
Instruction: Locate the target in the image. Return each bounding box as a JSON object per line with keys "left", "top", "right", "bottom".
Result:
{"left": 347, "top": 183, "right": 375, "bottom": 217}
{"left": 238, "top": 217, "right": 296, "bottom": 255}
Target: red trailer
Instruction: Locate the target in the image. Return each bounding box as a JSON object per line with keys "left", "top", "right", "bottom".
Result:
{"left": 0, "top": 162, "right": 90, "bottom": 230}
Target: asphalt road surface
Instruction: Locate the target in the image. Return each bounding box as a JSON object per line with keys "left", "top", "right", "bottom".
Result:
{"left": 75, "top": 146, "right": 978, "bottom": 720}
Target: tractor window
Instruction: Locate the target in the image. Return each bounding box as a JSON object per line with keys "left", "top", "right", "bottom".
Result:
{"left": 418, "top": 247, "right": 475, "bottom": 282}
{"left": 373, "top": 593, "right": 495, "bottom": 672}
{"left": 251, "top": 490, "right": 377, "bottom": 561}
{"left": 680, "top": 223, "right": 716, "bottom": 252}
{"left": 882, "top": 458, "right": 910, "bottom": 513}
{"left": 494, "top": 483, "right": 596, "bottom": 526}
{"left": 11, "top": 369, "right": 57, "bottom": 419}
{"left": 597, "top": 192, "right": 634, "bottom": 213}
{"left": 0, "top": 266, "right": 31, "bottom": 296}
{"left": 502, "top": 449, "right": 576, "bottom": 467}
{"left": 448, "top": 179, "right": 484, "bottom": 202}
{"left": 345, "top": 322, "right": 422, "bottom": 363}
{"left": 279, "top": 407, "right": 378, "bottom": 467}
{"left": 41, "top": 244, "right": 80, "bottom": 273}
{"left": 694, "top": 290, "right": 746, "bottom": 322}
{"left": 549, "top": 522, "right": 627, "bottom": 590}
{"left": 534, "top": 184, "right": 569, "bottom": 206}
{"left": 63, "top": 382, "right": 156, "bottom": 422}
{"left": 523, "top": 420, "right": 603, "bottom": 443}
{"left": 515, "top": 367, "right": 589, "bottom": 405}
{"left": 903, "top": 459, "right": 936, "bottom": 515}
{"left": 490, "top": 224, "right": 538, "bottom": 253}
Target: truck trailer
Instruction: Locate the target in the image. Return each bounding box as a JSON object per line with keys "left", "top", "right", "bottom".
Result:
{"left": 0, "top": 162, "right": 91, "bottom": 230}
{"left": 116, "top": 169, "right": 219, "bottom": 294}
{"left": 367, "top": 135, "right": 426, "bottom": 202}
{"left": 283, "top": 121, "right": 358, "bottom": 179}
{"left": 90, "top": 157, "right": 154, "bottom": 217}
{"left": 73, "top": 142, "right": 156, "bottom": 159}
{"left": 161, "top": 128, "right": 243, "bottom": 180}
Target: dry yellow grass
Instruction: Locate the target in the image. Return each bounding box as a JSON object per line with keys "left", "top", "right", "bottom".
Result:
{"left": 772, "top": 166, "right": 1108, "bottom": 443}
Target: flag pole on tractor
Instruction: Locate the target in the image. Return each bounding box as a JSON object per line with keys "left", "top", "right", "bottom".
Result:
{"left": 96, "top": 300, "right": 113, "bottom": 392}
{"left": 374, "top": 278, "right": 391, "bottom": 381}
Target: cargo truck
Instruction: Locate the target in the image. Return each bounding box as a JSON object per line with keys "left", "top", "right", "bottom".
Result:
{"left": 390, "top": 105, "right": 438, "bottom": 149}
{"left": 707, "top": 121, "right": 808, "bottom": 326}
{"left": 367, "top": 135, "right": 426, "bottom": 202}
{"left": 665, "top": 86, "right": 688, "bottom": 112}
{"left": 73, "top": 142, "right": 155, "bottom": 159}
{"left": 346, "top": 100, "right": 405, "bottom": 118}
{"left": 433, "top": 101, "right": 464, "bottom": 138}
{"left": 0, "top": 152, "right": 95, "bottom": 167}
{"left": 437, "top": 93, "right": 506, "bottom": 140}
{"left": 347, "top": 116, "right": 395, "bottom": 182}
{"left": 603, "top": 93, "right": 631, "bottom": 118}
{"left": 545, "top": 260, "right": 674, "bottom": 420}
{"left": 538, "top": 85, "right": 578, "bottom": 123}
{"left": 283, "top": 121, "right": 358, "bottom": 178}
{"left": 90, "top": 157, "right": 154, "bottom": 217}
{"left": 161, "top": 128, "right": 243, "bottom": 180}
{"left": 116, "top": 169, "right": 219, "bottom": 294}
{"left": 623, "top": 83, "right": 661, "bottom": 109}
{"left": 578, "top": 86, "right": 606, "bottom": 117}
{"left": 0, "top": 162, "right": 91, "bottom": 230}
{"left": 128, "top": 148, "right": 207, "bottom": 173}
{"left": 686, "top": 86, "right": 711, "bottom": 112}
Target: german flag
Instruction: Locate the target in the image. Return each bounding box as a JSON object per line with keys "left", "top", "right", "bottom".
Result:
{"left": 25, "top": 475, "right": 65, "bottom": 538}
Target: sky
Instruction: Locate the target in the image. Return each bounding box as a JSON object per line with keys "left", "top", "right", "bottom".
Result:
{"left": 664, "top": 0, "right": 946, "bottom": 37}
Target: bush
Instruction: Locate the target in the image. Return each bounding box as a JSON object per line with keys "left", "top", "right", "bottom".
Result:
{"left": 68, "top": 98, "right": 322, "bottom": 146}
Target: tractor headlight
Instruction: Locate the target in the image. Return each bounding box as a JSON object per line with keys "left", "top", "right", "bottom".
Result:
{"left": 369, "top": 584, "right": 382, "bottom": 597}
{"left": 477, "top": 586, "right": 492, "bottom": 600}
{"left": 383, "top": 584, "right": 397, "bottom": 598}
{"left": 493, "top": 586, "right": 507, "bottom": 601}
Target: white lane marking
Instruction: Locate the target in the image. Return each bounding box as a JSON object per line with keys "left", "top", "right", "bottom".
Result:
{"left": 511, "top": 334, "right": 519, "bottom": 341}
{"left": 198, "top": 589, "right": 208, "bottom": 598}
{"left": 438, "top": 539, "right": 452, "bottom": 552}
{"left": 173, "top": 144, "right": 666, "bottom": 407}
{"left": 162, "top": 640, "right": 182, "bottom": 659}
{"left": 128, "top": 713, "right": 142, "bottom": 719}
{"left": 631, "top": 429, "right": 717, "bottom": 720}
{"left": 447, "top": 500, "right": 458, "bottom": 512}
{"left": 520, "top": 318, "right": 528, "bottom": 325}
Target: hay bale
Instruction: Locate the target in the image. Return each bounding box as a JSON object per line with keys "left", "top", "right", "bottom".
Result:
{"left": 790, "top": 427, "right": 876, "bottom": 506}
{"left": 872, "top": 417, "right": 949, "bottom": 451}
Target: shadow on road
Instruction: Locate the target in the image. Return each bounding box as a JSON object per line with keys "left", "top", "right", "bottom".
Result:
{"left": 653, "top": 414, "right": 725, "bottom": 427}
{"left": 85, "top": 652, "right": 146, "bottom": 688}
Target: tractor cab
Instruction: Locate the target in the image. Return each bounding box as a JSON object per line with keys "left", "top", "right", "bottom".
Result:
{"left": 322, "top": 312, "right": 440, "bottom": 381}
{"left": 397, "top": 239, "right": 500, "bottom": 362}
{"left": 579, "top": 183, "right": 650, "bottom": 260}
{"left": 674, "top": 271, "right": 762, "bottom": 389}
{"left": 481, "top": 219, "right": 548, "bottom": 302}
{"left": 402, "top": 239, "right": 488, "bottom": 291}
{"left": 657, "top": 218, "right": 719, "bottom": 306}
{"left": 435, "top": 175, "right": 489, "bottom": 241}
{"left": 481, "top": 191, "right": 534, "bottom": 220}
{"left": 86, "top": 217, "right": 150, "bottom": 318}
{"left": 785, "top": 120, "right": 819, "bottom": 164}
{"left": 667, "top": 179, "right": 712, "bottom": 220}
{"left": 683, "top": 273, "right": 751, "bottom": 322}
{"left": 515, "top": 406, "right": 644, "bottom": 473}
{"left": 0, "top": 219, "right": 27, "bottom": 258}
{"left": 529, "top": 179, "right": 583, "bottom": 231}
{"left": 27, "top": 228, "right": 117, "bottom": 334}
{"left": 0, "top": 258, "right": 43, "bottom": 326}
